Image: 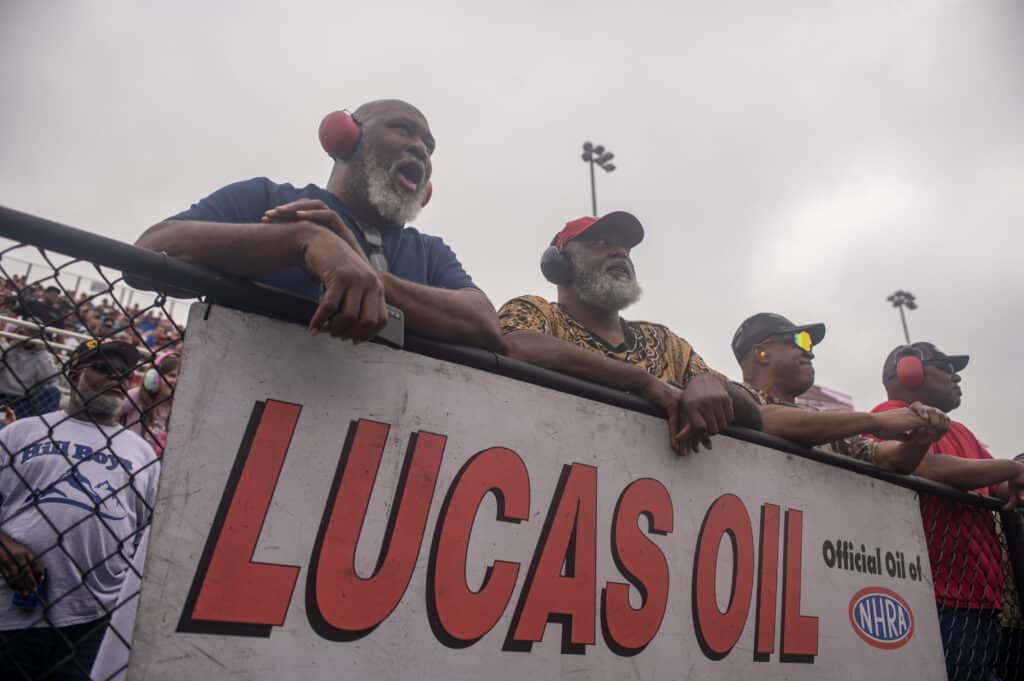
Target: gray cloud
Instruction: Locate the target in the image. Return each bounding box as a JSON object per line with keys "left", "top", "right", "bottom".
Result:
{"left": 2, "top": 0, "right": 1021, "bottom": 454}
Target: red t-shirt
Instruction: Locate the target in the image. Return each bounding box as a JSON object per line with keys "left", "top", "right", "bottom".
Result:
{"left": 870, "top": 400, "right": 1004, "bottom": 610}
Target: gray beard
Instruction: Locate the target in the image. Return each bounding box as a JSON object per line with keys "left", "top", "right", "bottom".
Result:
{"left": 76, "top": 376, "right": 125, "bottom": 419}
{"left": 572, "top": 261, "right": 643, "bottom": 313}
{"left": 363, "top": 152, "right": 425, "bottom": 227}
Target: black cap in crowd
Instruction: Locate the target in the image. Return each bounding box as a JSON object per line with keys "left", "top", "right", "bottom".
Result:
{"left": 731, "top": 313, "right": 826, "bottom": 362}
{"left": 68, "top": 339, "right": 141, "bottom": 371}
{"left": 882, "top": 342, "right": 969, "bottom": 382}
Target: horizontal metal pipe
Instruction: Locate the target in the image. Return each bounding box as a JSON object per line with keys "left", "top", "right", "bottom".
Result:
{"left": 0, "top": 313, "right": 93, "bottom": 341}
{"left": 0, "top": 206, "right": 318, "bottom": 327}
{"left": 0, "top": 204, "right": 1011, "bottom": 512}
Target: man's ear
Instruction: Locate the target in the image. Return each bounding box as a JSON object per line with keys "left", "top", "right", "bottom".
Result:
{"left": 753, "top": 344, "right": 770, "bottom": 364}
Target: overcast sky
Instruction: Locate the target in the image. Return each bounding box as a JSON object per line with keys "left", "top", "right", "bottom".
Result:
{"left": 2, "top": 1, "right": 1022, "bottom": 456}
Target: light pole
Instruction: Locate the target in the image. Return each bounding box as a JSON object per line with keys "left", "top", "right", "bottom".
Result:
{"left": 581, "top": 141, "right": 616, "bottom": 216}
{"left": 886, "top": 290, "right": 917, "bottom": 344}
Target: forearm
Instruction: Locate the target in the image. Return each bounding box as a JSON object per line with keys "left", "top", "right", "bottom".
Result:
{"left": 875, "top": 440, "right": 930, "bottom": 475}
{"left": 381, "top": 275, "right": 502, "bottom": 351}
{"left": 503, "top": 330, "right": 655, "bottom": 393}
{"left": 723, "top": 382, "right": 763, "bottom": 430}
{"left": 912, "top": 454, "right": 1022, "bottom": 491}
{"left": 135, "top": 220, "right": 311, "bottom": 278}
{"left": 759, "top": 406, "right": 878, "bottom": 447}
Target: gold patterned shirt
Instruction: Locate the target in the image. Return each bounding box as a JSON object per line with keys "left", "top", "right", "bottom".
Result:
{"left": 498, "top": 295, "right": 714, "bottom": 386}
{"left": 737, "top": 382, "right": 878, "bottom": 463}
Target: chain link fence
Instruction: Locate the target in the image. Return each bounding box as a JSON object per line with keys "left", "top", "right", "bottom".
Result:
{"left": 0, "top": 207, "right": 1021, "bottom": 680}
{"left": 0, "top": 238, "right": 182, "bottom": 680}
{"left": 919, "top": 490, "right": 1024, "bottom": 681}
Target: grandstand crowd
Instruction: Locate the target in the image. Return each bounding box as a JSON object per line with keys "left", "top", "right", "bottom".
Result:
{"left": 0, "top": 273, "right": 182, "bottom": 451}
{"left": 0, "top": 97, "right": 1020, "bottom": 680}
{"left": 0, "top": 276, "right": 180, "bottom": 350}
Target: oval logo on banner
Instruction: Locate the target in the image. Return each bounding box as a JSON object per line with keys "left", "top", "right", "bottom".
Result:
{"left": 848, "top": 587, "right": 915, "bottom": 649}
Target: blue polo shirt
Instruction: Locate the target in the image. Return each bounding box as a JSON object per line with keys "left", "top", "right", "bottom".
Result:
{"left": 168, "top": 177, "right": 476, "bottom": 300}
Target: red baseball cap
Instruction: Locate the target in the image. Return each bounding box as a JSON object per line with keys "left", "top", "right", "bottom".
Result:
{"left": 553, "top": 211, "right": 644, "bottom": 251}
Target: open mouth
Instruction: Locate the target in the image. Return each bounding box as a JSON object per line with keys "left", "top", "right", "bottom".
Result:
{"left": 394, "top": 160, "right": 424, "bottom": 192}
{"left": 605, "top": 260, "right": 633, "bottom": 279}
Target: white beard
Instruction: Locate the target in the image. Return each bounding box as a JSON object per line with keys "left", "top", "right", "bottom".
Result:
{"left": 76, "top": 375, "right": 125, "bottom": 419}
{"left": 573, "top": 261, "right": 643, "bottom": 313}
{"left": 363, "top": 151, "right": 426, "bottom": 227}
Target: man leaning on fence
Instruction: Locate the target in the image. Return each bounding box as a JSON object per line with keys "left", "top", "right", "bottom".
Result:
{"left": 872, "top": 342, "right": 1024, "bottom": 681}
{"left": 135, "top": 98, "right": 501, "bottom": 350}
{"left": 0, "top": 340, "right": 159, "bottom": 681}
{"left": 730, "top": 313, "right": 949, "bottom": 473}
{"left": 498, "top": 212, "right": 762, "bottom": 454}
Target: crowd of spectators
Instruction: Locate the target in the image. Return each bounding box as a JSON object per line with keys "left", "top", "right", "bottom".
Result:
{"left": 0, "top": 273, "right": 182, "bottom": 442}
{"left": 0, "top": 275, "right": 181, "bottom": 352}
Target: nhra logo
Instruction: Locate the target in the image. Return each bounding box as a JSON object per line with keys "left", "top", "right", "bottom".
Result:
{"left": 848, "top": 587, "right": 914, "bottom": 649}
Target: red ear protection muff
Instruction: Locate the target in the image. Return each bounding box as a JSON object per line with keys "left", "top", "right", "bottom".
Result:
{"left": 320, "top": 110, "right": 434, "bottom": 209}
{"left": 896, "top": 354, "right": 925, "bottom": 388}
{"left": 319, "top": 110, "right": 363, "bottom": 160}
{"left": 540, "top": 237, "right": 573, "bottom": 286}
{"left": 894, "top": 348, "right": 925, "bottom": 388}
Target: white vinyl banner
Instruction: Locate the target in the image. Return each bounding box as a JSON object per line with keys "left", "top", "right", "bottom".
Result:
{"left": 128, "top": 304, "right": 946, "bottom": 680}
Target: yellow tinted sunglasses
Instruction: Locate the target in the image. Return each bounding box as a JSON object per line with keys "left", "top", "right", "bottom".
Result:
{"left": 792, "top": 330, "right": 813, "bottom": 352}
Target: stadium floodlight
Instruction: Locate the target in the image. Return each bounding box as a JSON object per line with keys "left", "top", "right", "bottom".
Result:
{"left": 580, "top": 141, "right": 617, "bottom": 216}
{"left": 886, "top": 290, "right": 918, "bottom": 344}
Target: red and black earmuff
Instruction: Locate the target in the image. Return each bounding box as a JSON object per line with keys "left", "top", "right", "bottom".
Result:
{"left": 892, "top": 346, "right": 926, "bottom": 388}
{"left": 318, "top": 110, "right": 433, "bottom": 208}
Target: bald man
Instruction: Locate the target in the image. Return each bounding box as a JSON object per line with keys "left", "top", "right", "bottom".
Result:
{"left": 137, "top": 99, "right": 501, "bottom": 349}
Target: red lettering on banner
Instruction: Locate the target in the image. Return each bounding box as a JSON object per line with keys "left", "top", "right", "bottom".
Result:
{"left": 692, "top": 494, "right": 755, "bottom": 660}
{"left": 306, "top": 420, "right": 445, "bottom": 640}
{"left": 504, "top": 463, "right": 597, "bottom": 654}
{"left": 780, "top": 509, "right": 819, "bottom": 662}
{"left": 427, "top": 447, "right": 531, "bottom": 647}
{"left": 177, "top": 400, "right": 303, "bottom": 636}
{"left": 754, "top": 503, "right": 781, "bottom": 661}
{"left": 601, "top": 478, "right": 673, "bottom": 656}
{"left": 181, "top": 406, "right": 824, "bottom": 665}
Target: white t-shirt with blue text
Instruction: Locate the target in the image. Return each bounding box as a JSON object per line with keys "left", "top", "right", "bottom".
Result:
{"left": 0, "top": 410, "right": 159, "bottom": 629}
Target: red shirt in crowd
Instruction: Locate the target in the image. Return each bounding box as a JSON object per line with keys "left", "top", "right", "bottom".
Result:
{"left": 870, "top": 399, "right": 1004, "bottom": 610}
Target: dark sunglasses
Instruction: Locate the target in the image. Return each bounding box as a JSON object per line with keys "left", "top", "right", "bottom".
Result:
{"left": 923, "top": 359, "right": 956, "bottom": 374}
